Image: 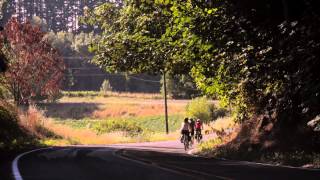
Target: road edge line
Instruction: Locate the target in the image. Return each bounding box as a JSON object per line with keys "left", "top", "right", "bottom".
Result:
{"left": 12, "top": 147, "right": 52, "bottom": 180}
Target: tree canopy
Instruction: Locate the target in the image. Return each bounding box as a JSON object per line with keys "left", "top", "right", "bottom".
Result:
{"left": 0, "top": 18, "right": 65, "bottom": 105}
{"left": 86, "top": 0, "right": 320, "bottom": 149}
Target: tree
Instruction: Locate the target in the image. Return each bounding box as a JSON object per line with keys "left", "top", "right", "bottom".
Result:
{"left": 83, "top": 1, "right": 190, "bottom": 74}
{"left": 0, "top": 0, "right": 7, "bottom": 73}
{"left": 185, "top": 97, "right": 214, "bottom": 124}
{"left": 86, "top": 0, "right": 320, "bottom": 150}
{"left": 160, "top": 73, "right": 200, "bottom": 99}
{"left": 100, "top": 79, "right": 113, "bottom": 92}
{"left": 0, "top": 18, "right": 65, "bottom": 105}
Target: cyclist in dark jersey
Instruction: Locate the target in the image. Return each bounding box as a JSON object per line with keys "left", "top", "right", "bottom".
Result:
{"left": 180, "top": 118, "right": 191, "bottom": 143}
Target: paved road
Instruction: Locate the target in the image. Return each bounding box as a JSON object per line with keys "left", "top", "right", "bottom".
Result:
{"left": 12, "top": 141, "right": 320, "bottom": 180}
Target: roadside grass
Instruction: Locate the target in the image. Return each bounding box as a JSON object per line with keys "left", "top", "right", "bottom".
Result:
{"left": 0, "top": 102, "right": 48, "bottom": 151}
{"left": 202, "top": 116, "right": 236, "bottom": 135}
{"left": 196, "top": 116, "right": 320, "bottom": 168}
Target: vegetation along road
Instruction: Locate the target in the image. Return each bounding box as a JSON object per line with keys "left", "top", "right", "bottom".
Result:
{"left": 12, "top": 141, "right": 320, "bottom": 180}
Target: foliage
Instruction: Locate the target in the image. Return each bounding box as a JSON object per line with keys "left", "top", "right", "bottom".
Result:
{"left": 44, "top": 31, "right": 99, "bottom": 56}
{"left": 160, "top": 73, "right": 200, "bottom": 99}
{"left": 0, "top": 101, "right": 39, "bottom": 150}
{"left": 198, "top": 138, "right": 223, "bottom": 155}
{"left": 85, "top": 0, "right": 320, "bottom": 149}
{"left": 30, "top": 16, "right": 48, "bottom": 32}
{"left": 55, "top": 114, "right": 184, "bottom": 134}
{"left": 93, "top": 119, "right": 143, "bottom": 136}
{"left": 0, "top": 18, "right": 65, "bottom": 105}
{"left": 83, "top": 1, "right": 190, "bottom": 74}
{"left": 0, "top": 81, "right": 10, "bottom": 99}
{"left": 185, "top": 97, "right": 214, "bottom": 123}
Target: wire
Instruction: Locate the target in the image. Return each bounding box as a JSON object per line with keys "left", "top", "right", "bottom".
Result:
{"left": 128, "top": 75, "right": 160, "bottom": 83}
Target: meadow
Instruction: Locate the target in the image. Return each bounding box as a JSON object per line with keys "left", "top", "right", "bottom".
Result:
{"left": 32, "top": 92, "right": 190, "bottom": 145}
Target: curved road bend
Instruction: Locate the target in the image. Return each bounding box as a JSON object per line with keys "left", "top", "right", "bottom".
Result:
{"left": 14, "top": 141, "right": 320, "bottom": 180}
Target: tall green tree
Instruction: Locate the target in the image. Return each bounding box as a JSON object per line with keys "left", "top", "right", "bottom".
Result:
{"left": 86, "top": 0, "right": 320, "bottom": 150}
{"left": 84, "top": 1, "right": 190, "bottom": 74}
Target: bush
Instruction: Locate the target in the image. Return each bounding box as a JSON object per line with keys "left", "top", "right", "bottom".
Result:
{"left": 212, "top": 108, "right": 229, "bottom": 120}
{"left": 0, "top": 101, "right": 38, "bottom": 150}
{"left": 0, "top": 84, "right": 11, "bottom": 99}
{"left": 185, "top": 97, "right": 214, "bottom": 123}
{"left": 93, "top": 119, "right": 143, "bottom": 136}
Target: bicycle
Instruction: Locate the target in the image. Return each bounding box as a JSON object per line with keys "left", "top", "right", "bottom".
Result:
{"left": 195, "top": 129, "right": 202, "bottom": 143}
{"left": 182, "top": 133, "right": 190, "bottom": 151}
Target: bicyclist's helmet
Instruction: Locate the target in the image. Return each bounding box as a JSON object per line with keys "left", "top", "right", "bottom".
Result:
{"left": 196, "top": 119, "right": 200, "bottom": 122}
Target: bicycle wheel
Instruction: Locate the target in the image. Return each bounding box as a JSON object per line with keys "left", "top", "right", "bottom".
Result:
{"left": 184, "top": 135, "right": 189, "bottom": 151}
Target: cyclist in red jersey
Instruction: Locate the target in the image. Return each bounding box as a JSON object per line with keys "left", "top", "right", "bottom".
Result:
{"left": 195, "top": 119, "right": 203, "bottom": 141}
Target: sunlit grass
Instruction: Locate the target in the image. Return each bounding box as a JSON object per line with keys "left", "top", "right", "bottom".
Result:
{"left": 19, "top": 106, "right": 181, "bottom": 146}
{"left": 203, "top": 116, "right": 235, "bottom": 133}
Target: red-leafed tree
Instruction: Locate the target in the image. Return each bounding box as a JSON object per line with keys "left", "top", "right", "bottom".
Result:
{"left": 0, "top": 18, "right": 65, "bottom": 105}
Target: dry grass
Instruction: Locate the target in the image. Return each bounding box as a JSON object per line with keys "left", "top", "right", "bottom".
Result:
{"left": 19, "top": 106, "right": 47, "bottom": 138}
{"left": 59, "top": 96, "right": 189, "bottom": 106}
{"left": 203, "top": 116, "right": 236, "bottom": 134}
{"left": 45, "top": 122, "right": 133, "bottom": 144}
{"left": 40, "top": 96, "right": 189, "bottom": 120}
{"left": 92, "top": 103, "right": 185, "bottom": 119}
{"left": 43, "top": 121, "right": 179, "bottom": 145}
{"left": 19, "top": 106, "right": 180, "bottom": 146}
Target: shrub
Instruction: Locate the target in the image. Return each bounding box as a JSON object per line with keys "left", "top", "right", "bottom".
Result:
{"left": 212, "top": 108, "right": 229, "bottom": 120}
{"left": 93, "top": 119, "right": 143, "bottom": 136}
{"left": 185, "top": 97, "right": 214, "bottom": 123}
{"left": 0, "top": 101, "right": 38, "bottom": 150}
{"left": 0, "top": 84, "right": 11, "bottom": 99}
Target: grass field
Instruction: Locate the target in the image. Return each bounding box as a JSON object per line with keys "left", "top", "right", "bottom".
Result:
{"left": 32, "top": 94, "right": 190, "bottom": 145}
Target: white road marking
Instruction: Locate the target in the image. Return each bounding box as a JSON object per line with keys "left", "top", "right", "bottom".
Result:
{"left": 12, "top": 147, "right": 52, "bottom": 180}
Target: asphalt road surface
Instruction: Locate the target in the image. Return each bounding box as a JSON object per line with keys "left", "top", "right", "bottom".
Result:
{"left": 11, "top": 141, "right": 320, "bottom": 180}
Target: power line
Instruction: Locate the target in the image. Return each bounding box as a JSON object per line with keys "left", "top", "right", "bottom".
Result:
{"left": 128, "top": 75, "right": 160, "bottom": 83}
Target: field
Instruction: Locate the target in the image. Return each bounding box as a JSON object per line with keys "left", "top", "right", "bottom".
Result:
{"left": 33, "top": 93, "right": 191, "bottom": 145}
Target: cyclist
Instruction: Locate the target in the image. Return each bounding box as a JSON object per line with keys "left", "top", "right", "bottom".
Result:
{"left": 180, "top": 117, "right": 191, "bottom": 143}
{"left": 195, "top": 119, "right": 203, "bottom": 141}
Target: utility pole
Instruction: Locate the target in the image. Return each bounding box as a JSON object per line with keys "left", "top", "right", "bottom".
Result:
{"left": 163, "top": 71, "right": 169, "bottom": 134}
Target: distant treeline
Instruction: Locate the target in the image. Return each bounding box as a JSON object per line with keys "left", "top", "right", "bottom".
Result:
{"left": 2, "top": 0, "right": 119, "bottom": 32}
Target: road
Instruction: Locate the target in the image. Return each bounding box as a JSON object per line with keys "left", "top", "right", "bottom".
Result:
{"left": 11, "top": 141, "right": 320, "bottom": 180}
